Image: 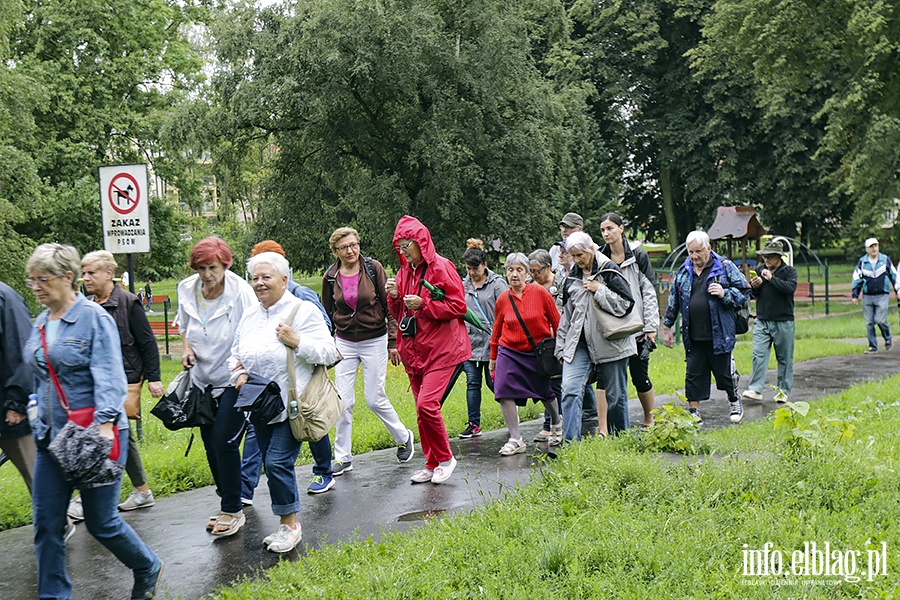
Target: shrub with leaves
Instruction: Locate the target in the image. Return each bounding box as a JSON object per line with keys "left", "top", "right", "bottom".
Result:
{"left": 773, "top": 400, "right": 857, "bottom": 455}
{"left": 642, "top": 400, "right": 704, "bottom": 455}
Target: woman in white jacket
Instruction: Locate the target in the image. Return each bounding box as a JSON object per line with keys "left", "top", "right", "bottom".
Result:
{"left": 229, "top": 252, "right": 339, "bottom": 553}
{"left": 177, "top": 237, "right": 256, "bottom": 537}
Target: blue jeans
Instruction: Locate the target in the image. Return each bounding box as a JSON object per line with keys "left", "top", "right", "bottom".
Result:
{"left": 199, "top": 387, "right": 245, "bottom": 513}
{"left": 462, "top": 360, "right": 494, "bottom": 425}
{"left": 560, "top": 344, "right": 594, "bottom": 442}
{"left": 253, "top": 420, "right": 302, "bottom": 516}
{"left": 543, "top": 379, "right": 591, "bottom": 431}
{"left": 241, "top": 424, "right": 332, "bottom": 500}
{"left": 595, "top": 357, "right": 630, "bottom": 435}
{"left": 749, "top": 319, "right": 795, "bottom": 396}
{"left": 33, "top": 428, "right": 158, "bottom": 599}
{"left": 862, "top": 294, "right": 892, "bottom": 350}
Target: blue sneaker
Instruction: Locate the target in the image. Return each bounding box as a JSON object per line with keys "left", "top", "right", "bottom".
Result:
{"left": 307, "top": 475, "right": 335, "bottom": 494}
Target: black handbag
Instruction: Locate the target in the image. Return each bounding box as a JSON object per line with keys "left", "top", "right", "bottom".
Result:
{"left": 233, "top": 373, "right": 284, "bottom": 429}
{"left": 151, "top": 370, "right": 216, "bottom": 431}
{"left": 507, "top": 291, "right": 562, "bottom": 378}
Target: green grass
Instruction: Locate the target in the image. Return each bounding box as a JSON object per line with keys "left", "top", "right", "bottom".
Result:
{"left": 209, "top": 374, "right": 899, "bottom": 599}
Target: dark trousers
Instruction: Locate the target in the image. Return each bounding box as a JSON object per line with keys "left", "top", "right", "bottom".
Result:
{"left": 199, "top": 387, "right": 245, "bottom": 514}
{"left": 684, "top": 340, "right": 739, "bottom": 403}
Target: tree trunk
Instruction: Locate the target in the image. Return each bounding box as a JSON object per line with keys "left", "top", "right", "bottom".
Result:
{"left": 660, "top": 163, "right": 679, "bottom": 247}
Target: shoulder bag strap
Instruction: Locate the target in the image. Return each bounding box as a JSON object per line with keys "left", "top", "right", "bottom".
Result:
{"left": 283, "top": 303, "right": 302, "bottom": 392}
{"left": 507, "top": 291, "right": 537, "bottom": 350}
{"left": 470, "top": 290, "right": 493, "bottom": 333}
{"left": 39, "top": 325, "right": 69, "bottom": 411}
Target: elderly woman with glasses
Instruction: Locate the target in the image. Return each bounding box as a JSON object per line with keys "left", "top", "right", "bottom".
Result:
{"left": 556, "top": 232, "right": 636, "bottom": 442}
{"left": 23, "top": 243, "right": 162, "bottom": 600}
{"left": 321, "top": 227, "right": 415, "bottom": 477}
{"left": 385, "top": 216, "right": 470, "bottom": 485}
{"left": 489, "top": 252, "right": 562, "bottom": 453}
{"left": 230, "top": 251, "right": 340, "bottom": 553}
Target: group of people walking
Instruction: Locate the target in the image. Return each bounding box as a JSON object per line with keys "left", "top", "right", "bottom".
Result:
{"left": 4, "top": 209, "right": 888, "bottom": 600}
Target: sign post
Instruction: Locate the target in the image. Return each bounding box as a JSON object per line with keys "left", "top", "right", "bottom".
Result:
{"left": 99, "top": 164, "right": 151, "bottom": 438}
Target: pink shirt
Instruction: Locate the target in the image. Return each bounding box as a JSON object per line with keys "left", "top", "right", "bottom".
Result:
{"left": 339, "top": 273, "right": 358, "bottom": 312}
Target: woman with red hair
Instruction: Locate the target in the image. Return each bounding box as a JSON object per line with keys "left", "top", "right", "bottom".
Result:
{"left": 176, "top": 237, "right": 256, "bottom": 535}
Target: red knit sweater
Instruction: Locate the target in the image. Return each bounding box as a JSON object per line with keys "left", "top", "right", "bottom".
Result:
{"left": 489, "top": 283, "right": 560, "bottom": 359}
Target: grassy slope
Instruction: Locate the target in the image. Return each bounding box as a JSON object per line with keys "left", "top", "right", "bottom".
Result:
{"left": 212, "top": 375, "right": 899, "bottom": 599}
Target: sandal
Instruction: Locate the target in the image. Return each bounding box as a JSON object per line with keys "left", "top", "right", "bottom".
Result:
{"left": 640, "top": 423, "right": 654, "bottom": 433}
{"left": 210, "top": 511, "right": 245, "bottom": 537}
{"left": 206, "top": 516, "right": 218, "bottom": 532}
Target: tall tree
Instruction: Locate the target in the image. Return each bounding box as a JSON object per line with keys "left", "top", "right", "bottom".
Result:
{"left": 211, "top": 0, "right": 614, "bottom": 270}
{"left": 694, "top": 0, "right": 899, "bottom": 243}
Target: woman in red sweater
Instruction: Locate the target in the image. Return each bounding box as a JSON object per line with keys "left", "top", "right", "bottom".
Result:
{"left": 489, "top": 252, "right": 562, "bottom": 454}
{"left": 386, "top": 216, "right": 471, "bottom": 484}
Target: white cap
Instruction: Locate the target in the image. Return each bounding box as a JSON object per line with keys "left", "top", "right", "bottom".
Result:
{"left": 865, "top": 237, "right": 879, "bottom": 248}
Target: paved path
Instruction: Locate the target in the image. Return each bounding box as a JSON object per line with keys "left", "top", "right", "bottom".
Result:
{"left": 1, "top": 348, "right": 898, "bottom": 599}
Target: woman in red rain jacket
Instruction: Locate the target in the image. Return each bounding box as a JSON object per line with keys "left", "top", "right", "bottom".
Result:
{"left": 386, "top": 216, "right": 471, "bottom": 485}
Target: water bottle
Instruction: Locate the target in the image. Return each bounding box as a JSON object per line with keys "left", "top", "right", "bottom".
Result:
{"left": 289, "top": 399, "right": 299, "bottom": 419}
{"left": 26, "top": 398, "right": 39, "bottom": 426}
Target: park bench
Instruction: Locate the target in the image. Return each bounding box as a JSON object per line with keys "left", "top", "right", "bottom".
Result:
{"left": 146, "top": 294, "right": 170, "bottom": 308}
{"left": 793, "top": 282, "right": 853, "bottom": 302}
{"left": 149, "top": 320, "right": 179, "bottom": 336}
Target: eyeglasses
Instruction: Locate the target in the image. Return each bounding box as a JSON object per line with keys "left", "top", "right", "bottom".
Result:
{"left": 394, "top": 241, "right": 414, "bottom": 252}
{"left": 335, "top": 242, "right": 360, "bottom": 253}
{"left": 26, "top": 275, "right": 59, "bottom": 288}
{"left": 529, "top": 266, "right": 546, "bottom": 276}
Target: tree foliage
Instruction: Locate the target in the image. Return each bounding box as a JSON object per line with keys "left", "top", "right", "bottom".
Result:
{"left": 210, "top": 0, "right": 619, "bottom": 271}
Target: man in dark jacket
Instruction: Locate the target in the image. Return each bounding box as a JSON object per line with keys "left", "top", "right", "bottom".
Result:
{"left": 70, "top": 251, "right": 163, "bottom": 518}
{"left": 663, "top": 231, "right": 750, "bottom": 425}
{"left": 743, "top": 241, "right": 798, "bottom": 403}
{"left": 0, "top": 281, "right": 37, "bottom": 491}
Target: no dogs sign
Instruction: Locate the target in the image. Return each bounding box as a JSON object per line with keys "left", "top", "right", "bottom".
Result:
{"left": 99, "top": 164, "right": 151, "bottom": 253}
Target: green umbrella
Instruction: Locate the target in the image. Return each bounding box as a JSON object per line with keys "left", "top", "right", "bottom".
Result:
{"left": 422, "top": 280, "right": 487, "bottom": 331}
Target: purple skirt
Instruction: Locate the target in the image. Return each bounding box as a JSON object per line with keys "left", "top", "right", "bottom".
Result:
{"left": 494, "top": 345, "right": 555, "bottom": 406}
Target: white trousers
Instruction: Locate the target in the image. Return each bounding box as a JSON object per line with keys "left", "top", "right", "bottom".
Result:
{"left": 333, "top": 334, "right": 407, "bottom": 462}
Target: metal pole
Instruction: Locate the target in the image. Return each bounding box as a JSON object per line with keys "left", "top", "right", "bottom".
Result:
{"left": 127, "top": 253, "right": 135, "bottom": 294}
{"left": 164, "top": 299, "right": 170, "bottom": 355}
{"left": 824, "top": 259, "right": 830, "bottom": 316}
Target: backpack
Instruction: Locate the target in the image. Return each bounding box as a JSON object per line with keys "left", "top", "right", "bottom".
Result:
{"left": 734, "top": 298, "right": 751, "bottom": 335}
{"left": 324, "top": 256, "right": 384, "bottom": 324}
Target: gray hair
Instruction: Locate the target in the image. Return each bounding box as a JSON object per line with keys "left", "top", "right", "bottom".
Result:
{"left": 247, "top": 251, "right": 291, "bottom": 278}
{"left": 686, "top": 230, "right": 710, "bottom": 249}
{"left": 565, "top": 231, "right": 597, "bottom": 254}
{"left": 81, "top": 250, "right": 118, "bottom": 272}
{"left": 528, "top": 249, "right": 551, "bottom": 269}
{"left": 504, "top": 252, "right": 530, "bottom": 271}
{"left": 27, "top": 243, "right": 81, "bottom": 285}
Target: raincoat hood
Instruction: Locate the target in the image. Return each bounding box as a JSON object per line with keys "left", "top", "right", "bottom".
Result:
{"left": 393, "top": 216, "right": 438, "bottom": 267}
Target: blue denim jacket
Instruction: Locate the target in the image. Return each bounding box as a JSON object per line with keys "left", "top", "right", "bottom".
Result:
{"left": 24, "top": 294, "right": 128, "bottom": 444}
{"left": 663, "top": 252, "right": 750, "bottom": 355}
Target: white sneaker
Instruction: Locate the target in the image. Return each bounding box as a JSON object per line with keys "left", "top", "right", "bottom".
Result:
{"left": 266, "top": 524, "right": 302, "bottom": 553}
{"left": 410, "top": 469, "right": 434, "bottom": 484}
{"left": 67, "top": 496, "right": 84, "bottom": 522}
{"left": 431, "top": 457, "right": 457, "bottom": 484}
{"left": 118, "top": 489, "right": 155, "bottom": 511}
{"left": 742, "top": 389, "right": 763, "bottom": 401}
{"left": 499, "top": 438, "right": 526, "bottom": 456}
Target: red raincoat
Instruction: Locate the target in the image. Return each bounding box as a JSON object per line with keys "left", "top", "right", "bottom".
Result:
{"left": 388, "top": 216, "right": 472, "bottom": 372}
